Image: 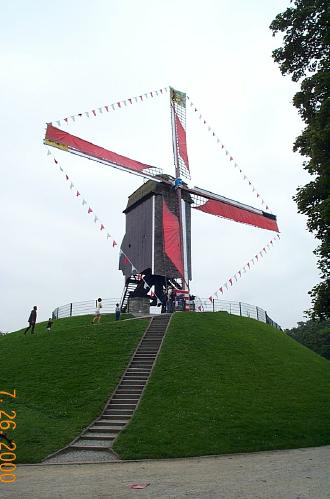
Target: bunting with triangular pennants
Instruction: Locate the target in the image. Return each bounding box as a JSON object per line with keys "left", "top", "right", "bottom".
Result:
{"left": 46, "top": 149, "right": 163, "bottom": 304}
{"left": 45, "top": 85, "right": 279, "bottom": 304}
{"left": 50, "top": 86, "right": 168, "bottom": 128}
{"left": 207, "top": 234, "right": 281, "bottom": 302}
{"left": 187, "top": 96, "right": 270, "bottom": 211}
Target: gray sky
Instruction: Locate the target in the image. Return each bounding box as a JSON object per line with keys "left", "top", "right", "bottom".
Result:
{"left": 1, "top": 0, "right": 319, "bottom": 332}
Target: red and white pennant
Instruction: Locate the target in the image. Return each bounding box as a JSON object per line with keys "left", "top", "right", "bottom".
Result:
{"left": 208, "top": 234, "right": 281, "bottom": 301}
{"left": 187, "top": 96, "right": 270, "bottom": 211}
{"left": 51, "top": 86, "right": 169, "bottom": 128}
{"left": 47, "top": 149, "right": 163, "bottom": 303}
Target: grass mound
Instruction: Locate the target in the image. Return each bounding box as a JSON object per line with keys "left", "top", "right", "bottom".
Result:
{"left": 0, "top": 314, "right": 148, "bottom": 463}
{"left": 113, "top": 312, "right": 330, "bottom": 459}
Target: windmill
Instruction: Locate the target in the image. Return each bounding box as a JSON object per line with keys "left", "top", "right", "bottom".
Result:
{"left": 44, "top": 87, "right": 279, "bottom": 311}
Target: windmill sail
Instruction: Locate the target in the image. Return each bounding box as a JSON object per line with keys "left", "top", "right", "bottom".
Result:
{"left": 44, "top": 124, "right": 162, "bottom": 179}
{"left": 162, "top": 198, "right": 184, "bottom": 276}
{"left": 187, "top": 186, "right": 279, "bottom": 232}
{"left": 170, "top": 88, "right": 190, "bottom": 180}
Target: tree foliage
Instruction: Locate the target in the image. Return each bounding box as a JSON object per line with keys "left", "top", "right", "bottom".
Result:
{"left": 286, "top": 319, "right": 330, "bottom": 359}
{"left": 270, "top": 0, "right": 330, "bottom": 319}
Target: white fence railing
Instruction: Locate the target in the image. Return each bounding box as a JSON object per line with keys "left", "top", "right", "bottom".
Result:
{"left": 52, "top": 297, "right": 281, "bottom": 330}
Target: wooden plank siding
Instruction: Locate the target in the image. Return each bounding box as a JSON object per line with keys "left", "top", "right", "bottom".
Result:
{"left": 119, "top": 181, "right": 192, "bottom": 281}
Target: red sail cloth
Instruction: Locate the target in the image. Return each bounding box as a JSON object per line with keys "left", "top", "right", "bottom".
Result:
{"left": 194, "top": 199, "right": 279, "bottom": 232}
{"left": 175, "top": 115, "right": 189, "bottom": 171}
{"left": 162, "top": 200, "right": 184, "bottom": 276}
{"left": 45, "top": 124, "right": 155, "bottom": 173}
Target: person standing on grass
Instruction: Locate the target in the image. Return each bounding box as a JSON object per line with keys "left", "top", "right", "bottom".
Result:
{"left": 92, "top": 298, "right": 102, "bottom": 325}
{"left": 115, "top": 303, "right": 121, "bottom": 321}
{"left": 46, "top": 318, "right": 53, "bottom": 333}
{"left": 24, "top": 306, "right": 37, "bottom": 335}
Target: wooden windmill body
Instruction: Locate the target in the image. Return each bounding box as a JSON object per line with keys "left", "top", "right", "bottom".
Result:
{"left": 44, "top": 87, "right": 279, "bottom": 310}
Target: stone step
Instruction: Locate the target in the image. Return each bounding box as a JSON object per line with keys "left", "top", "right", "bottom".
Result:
{"left": 111, "top": 399, "right": 139, "bottom": 405}
{"left": 126, "top": 368, "right": 150, "bottom": 372}
{"left": 100, "top": 416, "right": 130, "bottom": 422}
{"left": 107, "top": 400, "right": 136, "bottom": 411}
{"left": 107, "top": 403, "right": 137, "bottom": 409}
{"left": 128, "top": 369, "right": 152, "bottom": 373}
{"left": 119, "top": 385, "right": 145, "bottom": 391}
{"left": 124, "top": 369, "right": 149, "bottom": 373}
{"left": 130, "top": 364, "right": 153, "bottom": 369}
{"left": 119, "top": 384, "right": 146, "bottom": 389}
{"left": 97, "top": 418, "right": 128, "bottom": 425}
{"left": 123, "top": 377, "right": 148, "bottom": 381}
{"left": 135, "top": 354, "right": 158, "bottom": 357}
{"left": 113, "top": 394, "right": 140, "bottom": 400}
{"left": 127, "top": 362, "right": 152, "bottom": 367}
{"left": 119, "top": 384, "right": 145, "bottom": 390}
{"left": 91, "top": 423, "right": 123, "bottom": 432}
{"left": 142, "top": 347, "right": 159, "bottom": 351}
{"left": 131, "top": 360, "right": 154, "bottom": 364}
{"left": 133, "top": 355, "right": 156, "bottom": 359}
{"left": 127, "top": 366, "right": 151, "bottom": 369}
{"left": 120, "top": 376, "right": 148, "bottom": 386}
{"left": 144, "top": 334, "right": 164, "bottom": 337}
{"left": 136, "top": 346, "right": 159, "bottom": 349}
{"left": 114, "top": 394, "right": 142, "bottom": 399}
{"left": 134, "top": 349, "right": 158, "bottom": 353}
{"left": 137, "top": 348, "right": 159, "bottom": 352}
{"left": 120, "top": 382, "right": 147, "bottom": 386}
{"left": 116, "top": 386, "right": 143, "bottom": 391}
{"left": 70, "top": 441, "right": 111, "bottom": 449}
{"left": 118, "top": 386, "right": 144, "bottom": 392}
{"left": 142, "top": 341, "right": 163, "bottom": 344}
{"left": 83, "top": 432, "right": 116, "bottom": 440}
{"left": 138, "top": 344, "right": 160, "bottom": 348}
{"left": 103, "top": 409, "right": 134, "bottom": 416}
{"left": 139, "top": 345, "right": 161, "bottom": 349}
{"left": 132, "top": 360, "right": 155, "bottom": 364}
{"left": 145, "top": 328, "right": 165, "bottom": 332}
{"left": 114, "top": 385, "right": 143, "bottom": 395}
{"left": 140, "top": 338, "right": 163, "bottom": 341}
{"left": 87, "top": 426, "right": 118, "bottom": 434}
{"left": 139, "top": 346, "right": 161, "bottom": 349}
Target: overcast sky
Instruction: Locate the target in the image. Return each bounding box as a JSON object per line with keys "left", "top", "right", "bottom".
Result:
{"left": 1, "top": 0, "right": 319, "bottom": 332}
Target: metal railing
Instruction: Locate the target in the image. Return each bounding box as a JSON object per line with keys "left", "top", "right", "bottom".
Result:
{"left": 52, "top": 297, "right": 281, "bottom": 330}
{"left": 194, "top": 298, "right": 282, "bottom": 330}
{"left": 52, "top": 298, "right": 120, "bottom": 320}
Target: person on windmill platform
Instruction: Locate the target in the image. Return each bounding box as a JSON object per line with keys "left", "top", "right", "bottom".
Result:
{"left": 167, "top": 287, "right": 175, "bottom": 313}
{"left": 92, "top": 298, "right": 102, "bottom": 325}
{"left": 173, "top": 178, "right": 183, "bottom": 190}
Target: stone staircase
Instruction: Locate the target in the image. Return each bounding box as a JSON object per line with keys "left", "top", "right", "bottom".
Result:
{"left": 45, "top": 314, "right": 171, "bottom": 461}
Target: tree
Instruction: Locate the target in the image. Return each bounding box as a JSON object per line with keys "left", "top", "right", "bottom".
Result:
{"left": 270, "top": 0, "right": 330, "bottom": 320}
{"left": 285, "top": 319, "right": 330, "bottom": 359}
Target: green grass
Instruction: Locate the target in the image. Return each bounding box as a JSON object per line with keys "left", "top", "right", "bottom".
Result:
{"left": 113, "top": 312, "right": 330, "bottom": 459}
{"left": 0, "top": 314, "right": 148, "bottom": 463}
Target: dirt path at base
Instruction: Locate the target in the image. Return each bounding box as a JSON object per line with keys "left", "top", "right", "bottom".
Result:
{"left": 2, "top": 445, "right": 330, "bottom": 499}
